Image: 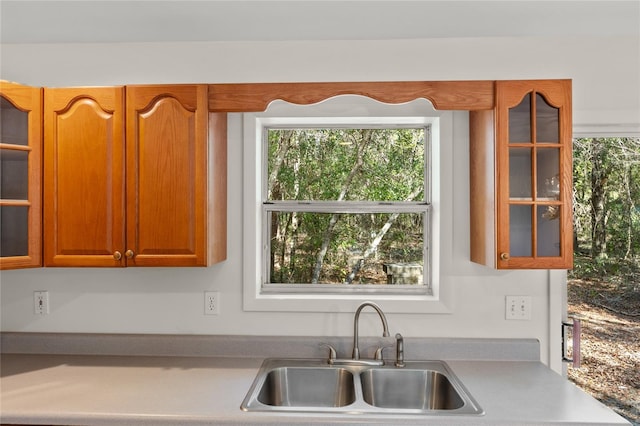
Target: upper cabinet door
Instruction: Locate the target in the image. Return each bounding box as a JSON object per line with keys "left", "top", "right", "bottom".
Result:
{"left": 125, "top": 85, "right": 209, "bottom": 266}
{"left": 496, "top": 80, "right": 573, "bottom": 269}
{"left": 0, "top": 81, "right": 42, "bottom": 270}
{"left": 470, "top": 79, "right": 572, "bottom": 269}
{"left": 44, "top": 87, "right": 126, "bottom": 266}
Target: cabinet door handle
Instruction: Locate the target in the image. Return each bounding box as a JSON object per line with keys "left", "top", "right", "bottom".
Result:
{"left": 113, "top": 251, "right": 122, "bottom": 260}
{"left": 500, "top": 252, "right": 510, "bottom": 261}
{"left": 125, "top": 250, "right": 135, "bottom": 259}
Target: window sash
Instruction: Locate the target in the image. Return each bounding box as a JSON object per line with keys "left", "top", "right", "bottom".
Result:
{"left": 261, "top": 205, "right": 431, "bottom": 293}
{"left": 263, "top": 126, "right": 431, "bottom": 204}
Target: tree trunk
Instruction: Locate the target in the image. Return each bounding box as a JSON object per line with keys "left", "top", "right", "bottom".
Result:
{"left": 345, "top": 213, "right": 399, "bottom": 284}
{"left": 590, "top": 138, "right": 609, "bottom": 258}
{"left": 311, "top": 213, "right": 341, "bottom": 283}
{"left": 311, "top": 130, "right": 372, "bottom": 283}
{"left": 267, "top": 130, "right": 294, "bottom": 196}
{"left": 623, "top": 165, "right": 634, "bottom": 259}
{"left": 269, "top": 131, "right": 299, "bottom": 282}
{"left": 345, "top": 187, "right": 423, "bottom": 284}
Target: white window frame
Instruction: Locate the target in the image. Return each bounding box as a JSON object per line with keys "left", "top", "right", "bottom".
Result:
{"left": 242, "top": 96, "right": 452, "bottom": 313}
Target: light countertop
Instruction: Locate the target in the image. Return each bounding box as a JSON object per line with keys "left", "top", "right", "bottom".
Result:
{"left": 0, "top": 333, "right": 631, "bottom": 426}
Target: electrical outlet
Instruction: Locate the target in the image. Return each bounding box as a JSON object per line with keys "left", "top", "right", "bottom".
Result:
{"left": 205, "top": 291, "right": 220, "bottom": 315}
{"left": 506, "top": 296, "right": 532, "bottom": 320}
{"left": 34, "top": 291, "right": 50, "bottom": 315}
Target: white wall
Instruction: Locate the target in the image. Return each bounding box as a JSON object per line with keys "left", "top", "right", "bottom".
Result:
{"left": 2, "top": 36, "right": 638, "bottom": 130}
{"left": 1, "top": 35, "right": 639, "bottom": 370}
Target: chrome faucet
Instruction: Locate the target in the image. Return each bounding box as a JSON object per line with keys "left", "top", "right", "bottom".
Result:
{"left": 352, "top": 301, "right": 390, "bottom": 360}
{"left": 323, "top": 301, "right": 401, "bottom": 367}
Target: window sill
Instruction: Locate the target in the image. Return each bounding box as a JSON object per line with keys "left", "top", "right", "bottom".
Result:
{"left": 243, "top": 281, "right": 452, "bottom": 314}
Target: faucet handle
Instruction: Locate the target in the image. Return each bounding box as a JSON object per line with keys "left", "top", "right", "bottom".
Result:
{"left": 395, "top": 333, "right": 405, "bottom": 368}
{"left": 374, "top": 343, "right": 394, "bottom": 361}
{"left": 320, "top": 343, "right": 337, "bottom": 362}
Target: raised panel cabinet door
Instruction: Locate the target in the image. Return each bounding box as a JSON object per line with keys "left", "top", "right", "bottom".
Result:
{"left": 44, "top": 87, "right": 126, "bottom": 266}
{"left": 0, "top": 81, "right": 42, "bottom": 270}
{"left": 495, "top": 80, "right": 573, "bottom": 269}
{"left": 125, "top": 85, "right": 208, "bottom": 266}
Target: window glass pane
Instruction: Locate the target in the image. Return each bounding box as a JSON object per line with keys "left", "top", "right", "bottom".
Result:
{"left": 509, "top": 148, "right": 532, "bottom": 199}
{"left": 267, "top": 128, "right": 425, "bottom": 202}
{"left": 1, "top": 97, "right": 29, "bottom": 146}
{"left": 268, "top": 211, "right": 424, "bottom": 285}
{"left": 536, "top": 148, "right": 560, "bottom": 200}
{"left": 537, "top": 205, "right": 561, "bottom": 257}
{"left": 0, "top": 149, "right": 29, "bottom": 200}
{"left": 0, "top": 205, "right": 29, "bottom": 257}
{"left": 535, "top": 93, "right": 559, "bottom": 143}
{"left": 509, "top": 204, "right": 532, "bottom": 257}
{"left": 508, "top": 93, "right": 531, "bottom": 143}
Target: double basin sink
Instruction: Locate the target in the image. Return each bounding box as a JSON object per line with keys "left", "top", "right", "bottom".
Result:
{"left": 241, "top": 358, "right": 483, "bottom": 416}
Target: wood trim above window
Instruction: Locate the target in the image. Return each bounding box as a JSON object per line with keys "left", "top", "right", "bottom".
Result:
{"left": 208, "top": 80, "right": 495, "bottom": 112}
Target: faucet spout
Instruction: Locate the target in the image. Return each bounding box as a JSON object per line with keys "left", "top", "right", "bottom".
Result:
{"left": 352, "top": 302, "right": 390, "bottom": 360}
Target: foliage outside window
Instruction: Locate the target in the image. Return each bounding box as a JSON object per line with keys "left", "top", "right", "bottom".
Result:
{"left": 572, "top": 137, "right": 640, "bottom": 260}
{"left": 568, "top": 137, "right": 639, "bottom": 424}
{"left": 263, "top": 126, "right": 431, "bottom": 293}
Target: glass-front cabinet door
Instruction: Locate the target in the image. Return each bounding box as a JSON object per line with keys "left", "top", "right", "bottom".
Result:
{"left": 497, "top": 80, "right": 573, "bottom": 269}
{"left": 0, "top": 81, "right": 42, "bottom": 269}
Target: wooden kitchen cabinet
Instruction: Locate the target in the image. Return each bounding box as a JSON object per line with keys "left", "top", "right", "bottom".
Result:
{"left": 0, "top": 81, "right": 42, "bottom": 269}
{"left": 125, "top": 85, "right": 226, "bottom": 266}
{"left": 44, "top": 84, "right": 226, "bottom": 267}
{"left": 470, "top": 80, "right": 573, "bottom": 269}
{"left": 44, "top": 86, "right": 126, "bottom": 266}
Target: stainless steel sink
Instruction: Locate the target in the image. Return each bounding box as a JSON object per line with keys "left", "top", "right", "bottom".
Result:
{"left": 257, "top": 366, "right": 355, "bottom": 407}
{"left": 241, "top": 358, "right": 483, "bottom": 416}
{"left": 360, "top": 368, "right": 464, "bottom": 410}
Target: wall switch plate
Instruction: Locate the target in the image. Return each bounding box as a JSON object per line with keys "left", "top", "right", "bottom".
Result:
{"left": 506, "top": 295, "right": 531, "bottom": 320}
{"left": 34, "top": 291, "right": 49, "bottom": 315}
{"left": 205, "top": 291, "right": 220, "bottom": 315}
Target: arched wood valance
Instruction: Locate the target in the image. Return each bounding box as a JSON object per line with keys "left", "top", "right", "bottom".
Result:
{"left": 208, "top": 81, "right": 495, "bottom": 112}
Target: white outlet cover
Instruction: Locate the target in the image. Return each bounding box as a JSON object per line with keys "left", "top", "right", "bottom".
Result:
{"left": 205, "top": 291, "right": 220, "bottom": 315}
{"left": 505, "top": 295, "right": 532, "bottom": 320}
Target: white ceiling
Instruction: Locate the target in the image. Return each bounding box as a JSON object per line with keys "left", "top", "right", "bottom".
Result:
{"left": 1, "top": 0, "right": 638, "bottom": 44}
